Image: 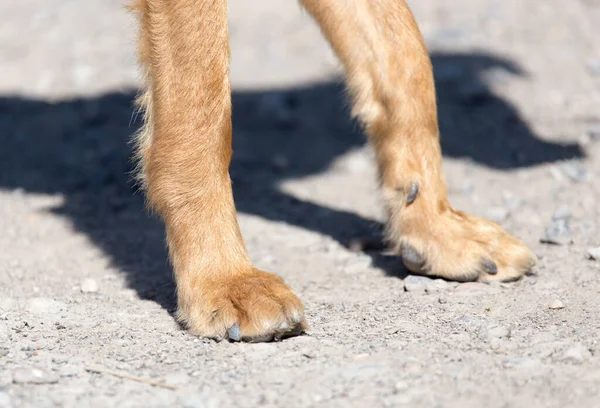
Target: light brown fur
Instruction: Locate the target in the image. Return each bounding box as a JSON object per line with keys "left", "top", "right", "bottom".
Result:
{"left": 130, "top": 0, "right": 536, "bottom": 341}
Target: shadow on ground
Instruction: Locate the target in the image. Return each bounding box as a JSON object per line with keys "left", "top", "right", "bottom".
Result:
{"left": 0, "top": 52, "right": 584, "bottom": 309}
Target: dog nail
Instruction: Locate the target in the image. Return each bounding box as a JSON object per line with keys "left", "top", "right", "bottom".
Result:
{"left": 481, "top": 258, "right": 498, "bottom": 274}
{"left": 227, "top": 323, "right": 241, "bottom": 341}
{"left": 406, "top": 182, "right": 419, "bottom": 205}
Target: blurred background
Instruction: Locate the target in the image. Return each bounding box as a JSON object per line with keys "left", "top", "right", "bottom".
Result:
{"left": 1, "top": 0, "right": 600, "bottom": 406}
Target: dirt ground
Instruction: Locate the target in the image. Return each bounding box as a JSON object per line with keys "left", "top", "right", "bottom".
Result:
{"left": 1, "top": 0, "right": 600, "bottom": 407}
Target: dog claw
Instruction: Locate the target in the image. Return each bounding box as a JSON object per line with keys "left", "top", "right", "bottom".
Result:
{"left": 227, "top": 323, "right": 241, "bottom": 342}
{"left": 406, "top": 182, "right": 419, "bottom": 205}
{"left": 481, "top": 258, "right": 498, "bottom": 275}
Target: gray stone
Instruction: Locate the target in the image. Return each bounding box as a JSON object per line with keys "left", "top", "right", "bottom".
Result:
{"left": 59, "top": 366, "right": 80, "bottom": 378}
{"left": 425, "top": 279, "right": 449, "bottom": 293}
{"left": 403, "top": 276, "right": 433, "bottom": 293}
{"left": 541, "top": 208, "right": 573, "bottom": 245}
{"left": 52, "top": 356, "right": 69, "bottom": 364}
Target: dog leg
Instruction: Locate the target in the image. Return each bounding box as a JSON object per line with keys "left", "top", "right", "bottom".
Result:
{"left": 301, "top": 0, "right": 535, "bottom": 281}
{"left": 131, "top": 0, "right": 305, "bottom": 341}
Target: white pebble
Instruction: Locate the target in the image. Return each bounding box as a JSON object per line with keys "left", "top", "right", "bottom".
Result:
{"left": 549, "top": 299, "right": 565, "bottom": 310}
{"left": 587, "top": 247, "right": 600, "bottom": 261}
{"left": 80, "top": 278, "right": 99, "bottom": 293}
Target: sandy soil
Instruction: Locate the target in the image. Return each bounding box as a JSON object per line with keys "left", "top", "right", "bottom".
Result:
{"left": 1, "top": 0, "right": 600, "bottom": 407}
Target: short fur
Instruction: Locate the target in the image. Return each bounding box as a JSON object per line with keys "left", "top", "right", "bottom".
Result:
{"left": 129, "top": 0, "right": 536, "bottom": 342}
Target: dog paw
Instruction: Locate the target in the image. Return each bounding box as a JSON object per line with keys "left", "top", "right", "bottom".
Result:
{"left": 392, "top": 208, "right": 536, "bottom": 282}
{"left": 177, "top": 268, "right": 306, "bottom": 342}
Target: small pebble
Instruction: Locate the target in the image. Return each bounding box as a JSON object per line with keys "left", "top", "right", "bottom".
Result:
{"left": 549, "top": 299, "right": 565, "bottom": 310}
{"left": 425, "top": 279, "right": 449, "bottom": 293}
{"left": 12, "top": 367, "right": 59, "bottom": 384}
{"left": 541, "top": 212, "right": 572, "bottom": 245}
{"left": 59, "top": 366, "right": 80, "bottom": 378}
{"left": 52, "top": 356, "right": 69, "bottom": 364}
{"left": 559, "top": 345, "right": 591, "bottom": 365}
{"left": 487, "top": 326, "right": 511, "bottom": 339}
{"left": 80, "top": 278, "right": 99, "bottom": 294}
{"left": 587, "top": 247, "right": 600, "bottom": 261}
{"left": 403, "top": 276, "right": 432, "bottom": 293}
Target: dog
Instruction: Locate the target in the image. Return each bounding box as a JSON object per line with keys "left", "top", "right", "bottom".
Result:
{"left": 129, "top": 0, "right": 536, "bottom": 342}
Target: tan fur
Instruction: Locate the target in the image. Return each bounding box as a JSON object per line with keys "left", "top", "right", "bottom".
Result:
{"left": 130, "top": 0, "right": 535, "bottom": 341}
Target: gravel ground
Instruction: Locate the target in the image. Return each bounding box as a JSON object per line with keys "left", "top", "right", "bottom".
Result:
{"left": 1, "top": 0, "right": 600, "bottom": 407}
